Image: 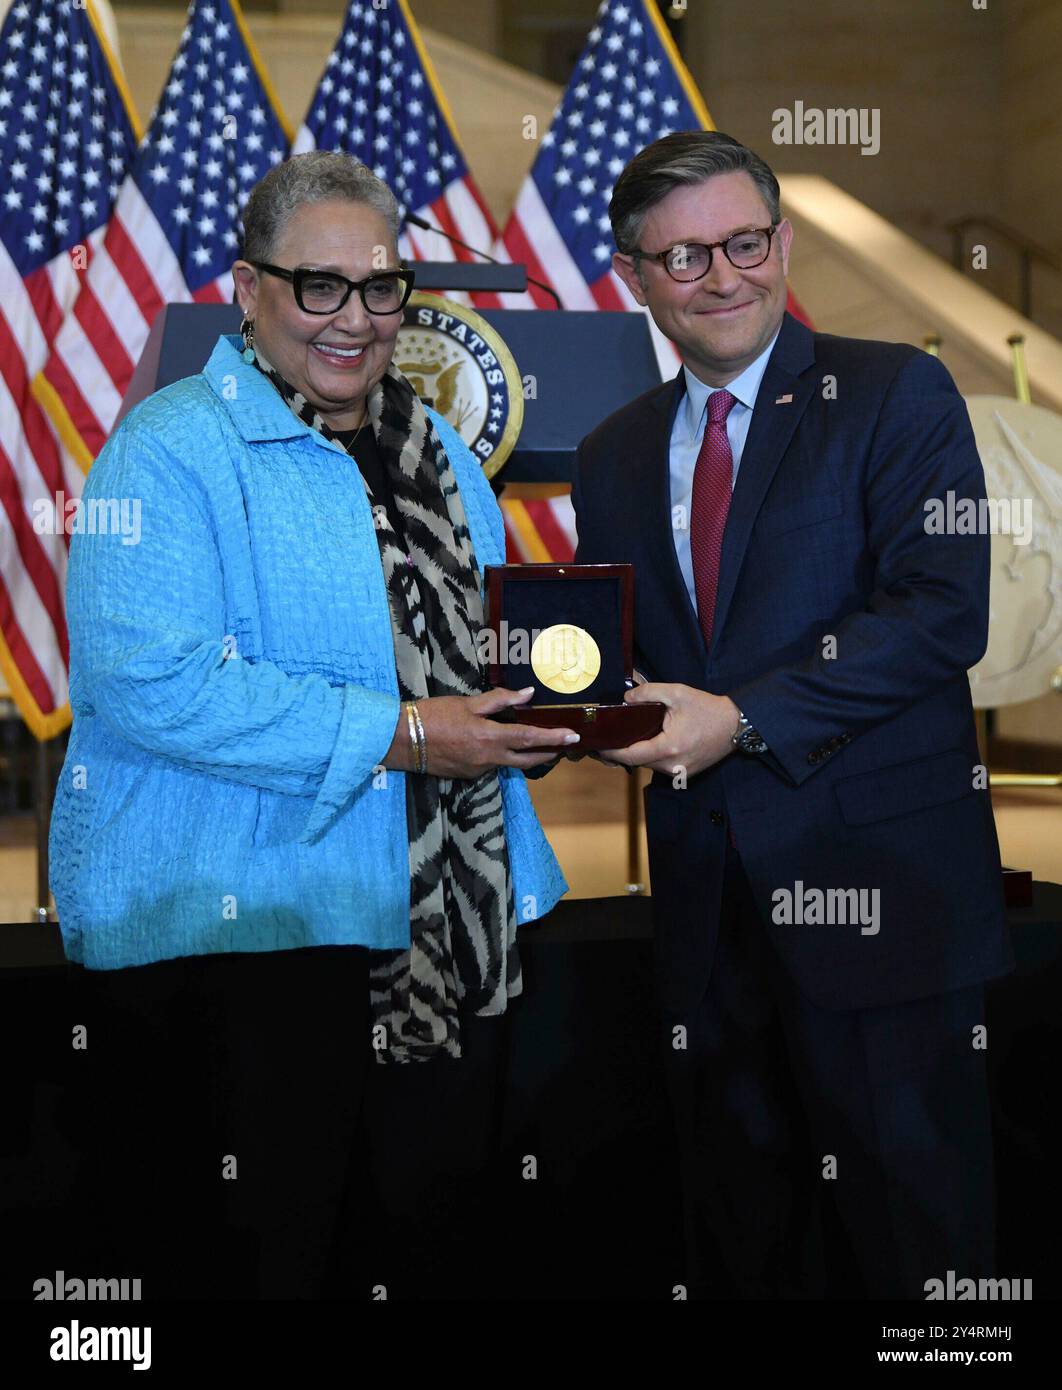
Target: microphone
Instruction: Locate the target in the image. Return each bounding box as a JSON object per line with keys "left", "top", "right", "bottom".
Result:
{"left": 404, "top": 210, "right": 562, "bottom": 308}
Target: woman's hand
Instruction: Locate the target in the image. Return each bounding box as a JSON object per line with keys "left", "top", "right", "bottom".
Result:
{"left": 384, "top": 687, "right": 580, "bottom": 779}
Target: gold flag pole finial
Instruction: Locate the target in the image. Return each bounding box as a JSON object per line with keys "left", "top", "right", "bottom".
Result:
{"left": 1007, "top": 333, "right": 1032, "bottom": 405}
{"left": 923, "top": 333, "right": 942, "bottom": 357}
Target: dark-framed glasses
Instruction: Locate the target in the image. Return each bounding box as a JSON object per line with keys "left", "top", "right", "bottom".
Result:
{"left": 633, "top": 226, "right": 778, "bottom": 283}
{"left": 250, "top": 262, "right": 416, "bottom": 315}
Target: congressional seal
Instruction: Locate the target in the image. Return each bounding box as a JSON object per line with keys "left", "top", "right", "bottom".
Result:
{"left": 397, "top": 291, "right": 524, "bottom": 479}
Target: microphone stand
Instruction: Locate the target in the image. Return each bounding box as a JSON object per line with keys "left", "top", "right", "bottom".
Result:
{"left": 404, "top": 210, "right": 562, "bottom": 308}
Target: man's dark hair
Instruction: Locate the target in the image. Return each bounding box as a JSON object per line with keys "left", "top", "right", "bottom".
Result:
{"left": 609, "top": 130, "right": 782, "bottom": 256}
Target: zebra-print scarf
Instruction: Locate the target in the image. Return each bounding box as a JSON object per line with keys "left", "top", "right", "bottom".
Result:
{"left": 242, "top": 333, "right": 521, "bottom": 1063}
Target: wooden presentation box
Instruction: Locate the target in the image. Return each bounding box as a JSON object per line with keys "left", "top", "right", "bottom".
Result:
{"left": 483, "top": 562, "right": 665, "bottom": 752}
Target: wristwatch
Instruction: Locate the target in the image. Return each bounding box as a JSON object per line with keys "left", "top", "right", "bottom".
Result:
{"left": 731, "top": 708, "right": 768, "bottom": 755}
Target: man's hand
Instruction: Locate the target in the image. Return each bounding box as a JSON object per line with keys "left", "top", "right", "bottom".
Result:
{"left": 597, "top": 684, "right": 741, "bottom": 777}
{"left": 555, "top": 668, "right": 653, "bottom": 766}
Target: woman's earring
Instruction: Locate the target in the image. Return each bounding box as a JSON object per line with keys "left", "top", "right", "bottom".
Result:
{"left": 239, "top": 316, "right": 255, "bottom": 362}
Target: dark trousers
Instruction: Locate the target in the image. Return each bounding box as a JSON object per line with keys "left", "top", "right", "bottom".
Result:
{"left": 349, "top": 1003, "right": 513, "bottom": 1300}
{"left": 79, "top": 945, "right": 510, "bottom": 1300}
{"left": 661, "top": 845, "right": 997, "bottom": 1299}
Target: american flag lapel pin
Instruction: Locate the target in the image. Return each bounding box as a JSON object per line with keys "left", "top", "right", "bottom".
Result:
{"left": 775, "top": 393, "right": 794, "bottom": 404}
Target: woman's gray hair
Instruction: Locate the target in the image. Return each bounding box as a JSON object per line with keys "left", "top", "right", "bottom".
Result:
{"left": 241, "top": 151, "right": 402, "bottom": 262}
{"left": 609, "top": 131, "right": 782, "bottom": 257}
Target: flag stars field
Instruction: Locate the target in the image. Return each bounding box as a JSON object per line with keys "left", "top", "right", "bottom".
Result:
{"left": 495, "top": 0, "right": 717, "bottom": 373}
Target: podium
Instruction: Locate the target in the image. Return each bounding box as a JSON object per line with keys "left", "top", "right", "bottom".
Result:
{"left": 117, "top": 267, "right": 662, "bottom": 484}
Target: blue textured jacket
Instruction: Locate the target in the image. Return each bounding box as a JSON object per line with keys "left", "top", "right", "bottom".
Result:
{"left": 49, "top": 333, "right": 567, "bottom": 969}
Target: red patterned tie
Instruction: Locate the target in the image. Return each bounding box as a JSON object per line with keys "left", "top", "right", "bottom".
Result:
{"left": 689, "top": 389, "right": 737, "bottom": 648}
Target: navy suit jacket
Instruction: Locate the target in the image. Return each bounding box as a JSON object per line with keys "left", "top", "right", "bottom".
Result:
{"left": 572, "top": 312, "right": 1013, "bottom": 1015}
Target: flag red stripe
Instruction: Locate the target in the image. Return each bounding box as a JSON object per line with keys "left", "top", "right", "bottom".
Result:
{"left": 589, "top": 274, "right": 626, "bottom": 312}
{"left": 426, "top": 195, "right": 479, "bottom": 263}
{"left": 500, "top": 218, "right": 559, "bottom": 309}
{"left": 74, "top": 283, "right": 135, "bottom": 393}
{"left": 462, "top": 176, "right": 501, "bottom": 240}
{"left": 0, "top": 313, "right": 67, "bottom": 503}
{"left": 523, "top": 498, "right": 574, "bottom": 562}
{"left": 501, "top": 512, "right": 522, "bottom": 563}
{"left": 193, "top": 280, "right": 226, "bottom": 304}
{"left": 38, "top": 215, "right": 165, "bottom": 461}
{"left": 18, "top": 398, "right": 69, "bottom": 544}
{"left": 456, "top": 177, "right": 504, "bottom": 309}
{"left": 41, "top": 347, "right": 108, "bottom": 462}
{"left": 423, "top": 189, "right": 502, "bottom": 309}
{"left": 23, "top": 263, "right": 66, "bottom": 349}
{"left": 0, "top": 568, "right": 57, "bottom": 716}
{"left": 105, "top": 214, "right": 165, "bottom": 327}
{"left": 0, "top": 438, "right": 69, "bottom": 667}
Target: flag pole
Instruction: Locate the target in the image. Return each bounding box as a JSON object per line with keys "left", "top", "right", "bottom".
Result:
{"left": 34, "top": 736, "right": 54, "bottom": 923}
{"left": 1007, "top": 333, "right": 1032, "bottom": 405}
{"left": 626, "top": 771, "right": 645, "bottom": 895}
{"left": 660, "top": 0, "right": 687, "bottom": 49}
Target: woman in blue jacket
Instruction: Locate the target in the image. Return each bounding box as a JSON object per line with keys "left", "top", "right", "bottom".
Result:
{"left": 50, "top": 150, "right": 575, "bottom": 1297}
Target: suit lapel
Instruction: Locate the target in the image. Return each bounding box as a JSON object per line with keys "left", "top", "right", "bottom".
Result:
{"left": 708, "top": 314, "right": 817, "bottom": 655}
{"left": 616, "top": 314, "right": 818, "bottom": 682}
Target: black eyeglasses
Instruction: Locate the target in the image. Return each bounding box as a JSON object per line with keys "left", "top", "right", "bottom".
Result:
{"left": 250, "top": 262, "right": 416, "bottom": 315}
{"left": 632, "top": 226, "right": 779, "bottom": 283}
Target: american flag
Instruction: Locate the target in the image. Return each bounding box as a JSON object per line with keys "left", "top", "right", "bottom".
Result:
{"left": 34, "top": 0, "right": 290, "bottom": 472}
{"left": 500, "top": 487, "right": 580, "bottom": 564}
{"left": 499, "top": 0, "right": 812, "bottom": 364}
{"left": 495, "top": 0, "right": 703, "bottom": 561}
{"left": 494, "top": 0, "right": 812, "bottom": 563}
{"left": 294, "top": 0, "right": 502, "bottom": 306}
{"left": 0, "top": 0, "right": 138, "bottom": 737}
{"left": 496, "top": 0, "right": 706, "bottom": 378}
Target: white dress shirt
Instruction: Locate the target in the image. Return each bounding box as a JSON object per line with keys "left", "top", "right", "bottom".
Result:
{"left": 669, "top": 326, "right": 782, "bottom": 614}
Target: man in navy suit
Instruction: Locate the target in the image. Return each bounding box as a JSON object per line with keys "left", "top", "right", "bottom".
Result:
{"left": 572, "top": 131, "right": 1013, "bottom": 1298}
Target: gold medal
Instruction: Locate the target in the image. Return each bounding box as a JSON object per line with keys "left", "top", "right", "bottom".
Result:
{"left": 530, "top": 623, "right": 602, "bottom": 694}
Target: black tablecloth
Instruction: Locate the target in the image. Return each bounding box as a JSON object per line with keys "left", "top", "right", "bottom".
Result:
{"left": 2, "top": 884, "right": 1060, "bottom": 1298}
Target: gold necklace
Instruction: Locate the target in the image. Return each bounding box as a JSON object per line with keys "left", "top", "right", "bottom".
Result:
{"left": 352, "top": 406, "right": 369, "bottom": 443}
{"left": 337, "top": 410, "right": 368, "bottom": 450}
